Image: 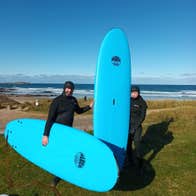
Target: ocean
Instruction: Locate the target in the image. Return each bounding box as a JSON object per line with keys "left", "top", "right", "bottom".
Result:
{"left": 0, "top": 83, "right": 196, "bottom": 100}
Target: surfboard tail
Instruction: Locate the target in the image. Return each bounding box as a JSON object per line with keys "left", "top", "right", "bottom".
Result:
{"left": 98, "top": 139, "right": 126, "bottom": 170}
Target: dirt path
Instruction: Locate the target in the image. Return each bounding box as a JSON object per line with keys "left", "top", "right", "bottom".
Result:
{"left": 1, "top": 105, "right": 193, "bottom": 134}
{"left": 0, "top": 109, "right": 93, "bottom": 134}
{"left": 0, "top": 109, "right": 46, "bottom": 134}
{"left": 147, "top": 105, "right": 194, "bottom": 115}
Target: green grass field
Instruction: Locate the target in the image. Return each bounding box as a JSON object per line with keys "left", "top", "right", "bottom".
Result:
{"left": 0, "top": 100, "right": 196, "bottom": 196}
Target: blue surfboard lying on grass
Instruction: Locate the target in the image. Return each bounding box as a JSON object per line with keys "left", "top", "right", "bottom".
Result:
{"left": 4, "top": 118, "right": 119, "bottom": 192}
{"left": 94, "top": 28, "right": 131, "bottom": 169}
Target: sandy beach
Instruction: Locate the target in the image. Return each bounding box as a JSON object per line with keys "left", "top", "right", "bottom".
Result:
{"left": 0, "top": 94, "right": 93, "bottom": 134}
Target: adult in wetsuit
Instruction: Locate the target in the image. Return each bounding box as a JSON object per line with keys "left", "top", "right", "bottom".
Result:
{"left": 126, "top": 86, "right": 147, "bottom": 167}
{"left": 42, "top": 81, "right": 93, "bottom": 186}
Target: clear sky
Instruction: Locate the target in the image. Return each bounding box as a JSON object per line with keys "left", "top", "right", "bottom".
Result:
{"left": 0, "top": 0, "right": 195, "bottom": 84}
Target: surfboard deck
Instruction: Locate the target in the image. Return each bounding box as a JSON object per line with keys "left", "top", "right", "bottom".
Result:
{"left": 94, "top": 28, "right": 131, "bottom": 169}
{"left": 4, "top": 118, "right": 119, "bottom": 192}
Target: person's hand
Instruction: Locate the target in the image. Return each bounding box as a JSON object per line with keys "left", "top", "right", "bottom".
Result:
{"left": 42, "top": 136, "right": 49, "bottom": 146}
{"left": 89, "top": 100, "right": 94, "bottom": 109}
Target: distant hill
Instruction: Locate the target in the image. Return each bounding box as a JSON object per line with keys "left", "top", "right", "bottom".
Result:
{"left": 0, "top": 82, "right": 31, "bottom": 85}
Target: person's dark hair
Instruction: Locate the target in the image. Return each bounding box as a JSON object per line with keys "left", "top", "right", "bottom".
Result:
{"left": 131, "top": 85, "right": 140, "bottom": 94}
{"left": 64, "top": 81, "right": 75, "bottom": 91}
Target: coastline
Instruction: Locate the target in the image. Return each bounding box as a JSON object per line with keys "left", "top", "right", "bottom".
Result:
{"left": 0, "top": 94, "right": 196, "bottom": 134}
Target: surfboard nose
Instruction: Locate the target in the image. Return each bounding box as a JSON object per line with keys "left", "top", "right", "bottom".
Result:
{"left": 4, "top": 125, "right": 8, "bottom": 141}
{"left": 4, "top": 119, "right": 20, "bottom": 142}
{"left": 4, "top": 121, "right": 11, "bottom": 142}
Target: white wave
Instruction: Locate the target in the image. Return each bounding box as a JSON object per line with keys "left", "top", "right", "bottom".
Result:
{"left": 1, "top": 86, "right": 196, "bottom": 100}
{"left": 3, "top": 87, "right": 94, "bottom": 97}
{"left": 73, "top": 90, "right": 94, "bottom": 98}
{"left": 4, "top": 87, "right": 62, "bottom": 96}
{"left": 141, "top": 90, "right": 196, "bottom": 99}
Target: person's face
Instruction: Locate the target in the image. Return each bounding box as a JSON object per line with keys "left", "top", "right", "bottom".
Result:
{"left": 64, "top": 87, "right": 73, "bottom": 96}
{"left": 131, "top": 91, "right": 139, "bottom": 99}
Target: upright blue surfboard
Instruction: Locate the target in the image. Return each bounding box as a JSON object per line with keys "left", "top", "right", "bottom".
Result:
{"left": 94, "top": 28, "right": 131, "bottom": 169}
{"left": 4, "top": 118, "right": 119, "bottom": 192}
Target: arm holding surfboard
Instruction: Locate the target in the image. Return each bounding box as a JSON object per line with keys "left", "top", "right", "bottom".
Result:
{"left": 42, "top": 100, "right": 58, "bottom": 146}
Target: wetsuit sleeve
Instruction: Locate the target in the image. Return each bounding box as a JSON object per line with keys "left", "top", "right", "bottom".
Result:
{"left": 43, "top": 100, "right": 58, "bottom": 137}
{"left": 74, "top": 99, "right": 91, "bottom": 114}
{"left": 137, "top": 101, "right": 147, "bottom": 127}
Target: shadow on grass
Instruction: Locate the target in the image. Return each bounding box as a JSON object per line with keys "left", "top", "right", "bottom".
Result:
{"left": 1, "top": 118, "right": 174, "bottom": 193}
{"left": 114, "top": 118, "right": 174, "bottom": 191}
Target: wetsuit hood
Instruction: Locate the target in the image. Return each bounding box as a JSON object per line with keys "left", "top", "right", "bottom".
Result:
{"left": 64, "top": 81, "right": 75, "bottom": 91}
{"left": 131, "top": 85, "right": 140, "bottom": 95}
{"left": 62, "top": 81, "right": 75, "bottom": 96}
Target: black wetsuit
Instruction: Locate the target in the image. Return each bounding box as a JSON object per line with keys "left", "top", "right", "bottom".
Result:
{"left": 127, "top": 95, "right": 147, "bottom": 162}
{"left": 43, "top": 93, "right": 91, "bottom": 185}
{"left": 130, "top": 95, "right": 147, "bottom": 134}
{"left": 43, "top": 94, "right": 91, "bottom": 137}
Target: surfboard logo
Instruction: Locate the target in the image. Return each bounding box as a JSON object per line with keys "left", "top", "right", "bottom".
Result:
{"left": 74, "top": 152, "right": 86, "bottom": 168}
{"left": 111, "top": 56, "right": 121, "bottom": 66}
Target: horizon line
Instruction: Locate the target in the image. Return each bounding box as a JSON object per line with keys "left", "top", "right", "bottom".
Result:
{"left": 0, "top": 82, "right": 195, "bottom": 86}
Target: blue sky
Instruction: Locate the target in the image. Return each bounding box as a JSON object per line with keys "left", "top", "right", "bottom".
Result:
{"left": 0, "top": 0, "right": 195, "bottom": 84}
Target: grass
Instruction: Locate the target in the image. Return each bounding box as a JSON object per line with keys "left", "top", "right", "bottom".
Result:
{"left": 0, "top": 100, "right": 196, "bottom": 195}
{"left": 146, "top": 100, "right": 196, "bottom": 110}
{"left": 19, "top": 98, "right": 94, "bottom": 115}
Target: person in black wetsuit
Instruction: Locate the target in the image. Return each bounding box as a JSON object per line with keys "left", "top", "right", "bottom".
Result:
{"left": 126, "top": 85, "right": 147, "bottom": 168}
{"left": 42, "top": 81, "right": 93, "bottom": 186}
